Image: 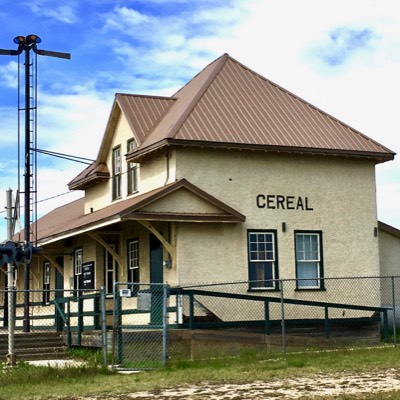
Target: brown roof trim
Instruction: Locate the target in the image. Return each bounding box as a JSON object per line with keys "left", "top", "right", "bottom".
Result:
{"left": 122, "top": 212, "right": 242, "bottom": 223}
{"left": 127, "top": 138, "right": 395, "bottom": 163}
{"left": 40, "top": 216, "right": 122, "bottom": 245}
{"left": 68, "top": 162, "right": 110, "bottom": 190}
{"left": 37, "top": 179, "right": 245, "bottom": 244}
{"left": 378, "top": 221, "right": 400, "bottom": 238}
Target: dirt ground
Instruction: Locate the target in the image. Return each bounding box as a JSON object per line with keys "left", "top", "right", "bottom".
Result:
{"left": 70, "top": 368, "right": 400, "bottom": 399}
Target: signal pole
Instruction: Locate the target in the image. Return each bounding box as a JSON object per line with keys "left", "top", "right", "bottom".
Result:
{"left": 0, "top": 35, "right": 70, "bottom": 332}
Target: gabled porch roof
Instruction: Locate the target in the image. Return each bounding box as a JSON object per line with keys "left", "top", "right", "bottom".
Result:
{"left": 34, "top": 179, "right": 245, "bottom": 245}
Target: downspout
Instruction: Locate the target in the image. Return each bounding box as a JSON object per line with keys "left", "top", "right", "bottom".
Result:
{"left": 164, "top": 149, "right": 173, "bottom": 269}
{"left": 164, "top": 149, "right": 170, "bottom": 186}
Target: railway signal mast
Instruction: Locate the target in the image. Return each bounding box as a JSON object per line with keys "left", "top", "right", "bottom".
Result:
{"left": 0, "top": 35, "right": 70, "bottom": 334}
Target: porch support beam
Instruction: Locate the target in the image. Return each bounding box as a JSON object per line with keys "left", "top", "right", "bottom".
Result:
{"left": 137, "top": 220, "right": 176, "bottom": 259}
{"left": 86, "top": 232, "right": 123, "bottom": 266}
{"left": 0, "top": 266, "right": 6, "bottom": 275}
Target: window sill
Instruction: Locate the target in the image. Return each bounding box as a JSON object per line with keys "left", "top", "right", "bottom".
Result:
{"left": 247, "top": 288, "right": 280, "bottom": 293}
{"left": 294, "top": 288, "right": 326, "bottom": 292}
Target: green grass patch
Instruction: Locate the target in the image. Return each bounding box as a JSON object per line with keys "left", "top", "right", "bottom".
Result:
{"left": 1, "top": 347, "right": 400, "bottom": 399}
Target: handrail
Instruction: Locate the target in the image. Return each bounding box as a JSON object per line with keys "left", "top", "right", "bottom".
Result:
{"left": 170, "top": 287, "right": 390, "bottom": 340}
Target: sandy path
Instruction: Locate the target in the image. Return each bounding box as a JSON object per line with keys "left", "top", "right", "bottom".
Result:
{"left": 71, "top": 368, "right": 400, "bottom": 399}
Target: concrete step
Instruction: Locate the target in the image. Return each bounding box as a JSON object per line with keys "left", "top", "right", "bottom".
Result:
{"left": 0, "top": 332, "right": 69, "bottom": 361}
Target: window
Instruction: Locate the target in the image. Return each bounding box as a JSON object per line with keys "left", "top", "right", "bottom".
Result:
{"left": 248, "top": 230, "right": 279, "bottom": 290}
{"left": 295, "top": 231, "right": 324, "bottom": 289}
{"left": 127, "top": 139, "right": 138, "bottom": 194}
{"left": 43, "top": 261, "right": 50, "bottom": 304}
{"left": 74, "top": 248, "right": 83, "bottom": 292}
{"left": 127, "top": 239, "right": 140, "bottom": 293}
{"left": 104, "top": 244, "right": 118, "bottom": 295}
{"left": 112, "top": 146, "right": 122, "bottom": 200}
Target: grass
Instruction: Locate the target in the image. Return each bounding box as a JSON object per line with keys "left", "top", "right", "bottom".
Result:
{"left": 1, "top": 347, "right": 400, "bottom": 399}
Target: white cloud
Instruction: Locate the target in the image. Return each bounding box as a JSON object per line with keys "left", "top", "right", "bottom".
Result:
{"left": 0, "top": 61, "right": 18, "bottom": 89}
{"left": 28, "top": 0, "right": 79, "bottom": 24}
{"left": 1, "top": 0, "right": 400, "bottom": 234}
{"left": 37, "top": 90, "right": 111, "bottom": 160}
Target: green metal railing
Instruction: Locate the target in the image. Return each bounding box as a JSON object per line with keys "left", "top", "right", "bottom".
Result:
{"left": 169, "top": 287, "right": 391, "bottom": 340}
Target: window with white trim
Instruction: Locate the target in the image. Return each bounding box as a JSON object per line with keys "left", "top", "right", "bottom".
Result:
{"left": 105, "top": 244, "right": 118, "bottom": 295}
{"left": 248, "top": 230, "right": 279, "bottom": 290}
{"left": 112, "top": 146, "right": 122, "bottom": 200}
{"left": 128, "top": 239, "right": 139, "bottom": 281}
{"left": 127, "top": 139, "right": 138, "bottom": 195}
{"left": 43, "top": 261, "right": 50, "bottom": 304}
{"left": 74, "top": 248, "right": 83, "bottom": 292}
{"left": 295, "top": 231, "right": 324, "bottom": 289}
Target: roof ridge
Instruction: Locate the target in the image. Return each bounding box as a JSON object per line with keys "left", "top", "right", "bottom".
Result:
{"left": 116, "top": 92, "right": 173, "bottom": 101}
{"left": 162, "top": 53, "right": 230, "bottom": 139}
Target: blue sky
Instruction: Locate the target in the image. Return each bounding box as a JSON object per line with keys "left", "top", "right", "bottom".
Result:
{"left": 0, "top": 0, "right": 399, "bottom": 238}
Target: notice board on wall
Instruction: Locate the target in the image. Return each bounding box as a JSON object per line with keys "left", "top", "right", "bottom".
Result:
{"left": 82, "top": 261, "right": 95, "bottom": 290}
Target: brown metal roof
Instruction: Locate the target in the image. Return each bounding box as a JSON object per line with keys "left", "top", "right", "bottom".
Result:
{"left": 127, "top": 53, "right": 395, "bottom": 162}
{"left": 33, "top": 179, "right": 245, "bottom": 244}
{"left": 70, "top": 53, "right": 394, "bottom": 190}
{"left": 116, "top": 94, "right": 175, "bottom": 146}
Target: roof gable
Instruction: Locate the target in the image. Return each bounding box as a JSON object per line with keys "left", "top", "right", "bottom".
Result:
{"left": 69, "top": 94, "right": 174, "bottom": 190}
{"left": 120, "top": 178, "right": 245, "bottom": 222}
{"left": 36, "top": 179, "right": 245, "bottom": 244}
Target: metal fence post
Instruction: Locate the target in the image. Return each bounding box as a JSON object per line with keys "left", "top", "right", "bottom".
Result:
{"left": 100, "top": 286, "right": 108, "bottom": 366}
{"left": 115, "top": 284, "right": 123, "bottom": 365}
{"left": 6, "top": 188, "right": 16, "bottom": 366}
{"left": 280, "top": 280, "right": 286, "bottom": 354}
{"left": 6, "top": 283, "right": 15, "bottom": 366}
{"left": 264, "top": 301, "right": 270, "bottom": 335}
{"left": 77, "top": 295, "right": 83, "bottom": 346}
{"left": 189, "top": 293, "right": 194, "bottom": 330}
{"left": 162, "top": 284, "right": 169, "bottom": 367}
{"left": 66, "top": 298, "right": 71, "bottom": 348}
{"left": 391, "top": 276, "right": 397, "bottom": 347}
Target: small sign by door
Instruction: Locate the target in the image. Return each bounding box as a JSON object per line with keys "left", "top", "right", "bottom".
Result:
{"left": 82, "top": 261, "right": 95, "bottom": 290}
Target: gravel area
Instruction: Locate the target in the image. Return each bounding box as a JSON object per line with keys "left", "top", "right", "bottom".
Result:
{"left": 67, "top": 368, "right": 400, "bottom": 399}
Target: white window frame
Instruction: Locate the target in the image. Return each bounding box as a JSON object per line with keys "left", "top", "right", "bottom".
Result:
{"left": 127, "top": 139, "right": 138, "bottom": 195}
{"left": 295, "top": 231, "right": 324, "bottom": 289}
{"left": 43, "top": 261, "right": 51, "bottom": 304}
{"left": 112, "top": 146, "right": 122, "bottom": 200}
{"left": 44, "top": 262, "right": 50, "bottom": 285}
{"left": 105, "top": 244, "right": 118, "bottom": 295}
{"left": 128, "top": 239, "right": 139, "bottom": 282}
{"left": 74, "top": 248, "right": 83, "bottom": 276}
{"left": 74, "top": 248, "right": 83, "bottom": 292}
{"left": 248, "top": 230, "right": 279, "bottom": 290}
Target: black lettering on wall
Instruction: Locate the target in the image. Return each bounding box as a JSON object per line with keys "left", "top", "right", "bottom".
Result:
{"left": 256, "top": 194, "right": 313, "bottom": 211}
{"left": 256, "top": 194, "right": 266, "bottom": 208}
{"left": 276, "top": 195, "right": 285, "bottom": 209}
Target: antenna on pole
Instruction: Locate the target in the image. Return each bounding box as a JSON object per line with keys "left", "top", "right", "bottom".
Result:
{"left": 0, "top": 35, "right": 70, "bottom": 332}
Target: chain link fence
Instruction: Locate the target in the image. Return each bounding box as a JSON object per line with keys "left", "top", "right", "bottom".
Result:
{"left": 1, "top": 276, "right": 400, "bottom": 368}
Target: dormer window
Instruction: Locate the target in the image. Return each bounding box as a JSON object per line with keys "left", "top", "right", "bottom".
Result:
{"left": 127, "top": 139, "right": 138, "bottom": 194}
{"left": 112, "top": 146, "right": 122, "bottom": 200}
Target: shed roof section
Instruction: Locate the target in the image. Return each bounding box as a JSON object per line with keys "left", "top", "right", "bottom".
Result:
{"left": 35, "top": 179, "right": 245, "bottom": 244}
{"left": 127, "top": 53, "right": 394, "bottom": 161}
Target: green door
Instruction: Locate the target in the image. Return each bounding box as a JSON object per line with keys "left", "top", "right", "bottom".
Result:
{"left": 150, "top": 235, "right": 163, "bottom": 325}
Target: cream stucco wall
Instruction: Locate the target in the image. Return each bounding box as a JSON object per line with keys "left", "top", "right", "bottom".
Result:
{"left": 84, "top": 114, "right": 176, "bottom": 214}
{"left": 173, "top": 148, "right": 380, "bottom": 307}
{"left": 379, "top": 229, "right": 400, "bottom": 277}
